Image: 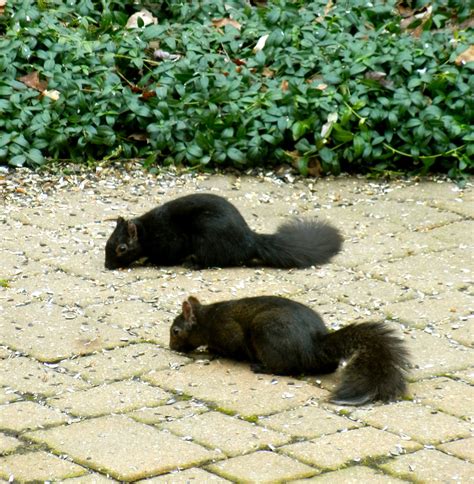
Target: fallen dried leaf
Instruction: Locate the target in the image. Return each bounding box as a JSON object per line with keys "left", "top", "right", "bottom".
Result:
{"left": 455, "top": 45, "right": 474, "bottom": 66}
{"left": 0, "top": 0, "right": 6, "bottom": 15}
{"left": 262, "top": 67, "right": 274, "bottom": 78}
{"left": 280, "top": 79, "right": 289, "bottom": 91}
{"left": 212, "top": 17, "right": 241, "bottom": 31}
{"left": 400, "top": 5, "right": 432, "bottom": 37}
{"left": 18, "top": 71, "right": 48, "bottom": 92}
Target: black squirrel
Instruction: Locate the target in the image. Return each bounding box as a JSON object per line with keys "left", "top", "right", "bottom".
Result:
{"left": 169, "top": 295, "right": 410, "bottom": 405}
{"left": 104, "top": 193, "right": 342, "bottom": 270}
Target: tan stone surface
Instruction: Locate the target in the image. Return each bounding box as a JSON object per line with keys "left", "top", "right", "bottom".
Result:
{"left": 0, "top": 356, "right": 90, "bottom": 396}
{"left": 8, "top": 271, "right": 114, "bottom": 307}
{"left": 359, "top": 248, "right": 472, "bottom": 294}
{"left": 0, "top": 451, "right": 87, "bottom": 481}
{"left": 259, "top": 404, "right": 361, "bottom": 439}
{"left": 47, "top": 380, "right": 170, "bottom": 417}
{"left": 0, "top": 401, "right": 69, "bottom": 432}
{"left": 383, "top": 291, "right": 473, "bottom": 330}
{"left": 411, "top": 377, "right": 474, "bottom": 418}
{"left": 0, "top": 302, "right": 131, "bottom": 361}
{"left": 333, "top": 230, "right": 448, "bottom": 267}
{"left": 0, "top": 433, "right": 21, "bottom": 455}
{"left": 280, "top": 426, "right": 421, "bottom": 470}
{"left": 62, "top": 474, "right": 118, "bottom": 483}
{"left": 163, "top": 411, "right": 290, "bottom": 456}
{"left": 0, "top": 387, "right": 20, "bottom": 405}
{"left": 60, "top": 343, "right": 191, "bottom": 384}
{"left": 208, "top": 450, "right": 317, "bottom": 482}
{"left": 404, "top": 330, "right": 474, "bottom": 380}
{"left": 438, "top": 437, "right": 474, "bottom": 463}
{"left": 137, "top": 467, "right": 230, "bottom": 482}
{"left": 2, "top": 173, "right": 472, "bottom": 482}
{"left": 144, "top": 359, "right": 329, "bottom": 417}
{"left": 352, "top": 401, "right": 471, "bottom": 444}
{"left": 128, "top": 400, "right": 208, "bottom": 425}
{"left": 380, "top": 449, "right": 474, "bottom": 482}
{"left": 27, "top": 415, "right": 220, "bottom": 481}
{"left": 292, "top": 465, "right": 407, "bottom": 483}
{"left": 327, "top": 277, "right": 416, "bottom": 307}
{"left": 451, "top": 368, "right": 474, "bottom": 384}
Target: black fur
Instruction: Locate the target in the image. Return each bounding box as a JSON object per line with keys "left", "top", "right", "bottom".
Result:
{"left": 105, "top": 193, "right": 342, "bottom": 270}
{"left": 170, "top": 295, "right": 410, "bottom": 405}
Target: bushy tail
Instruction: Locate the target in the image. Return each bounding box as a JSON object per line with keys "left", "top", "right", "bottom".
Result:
{"left": 319, "top": 322, "right": 410, "bottom": 405}
{"left": 254, "top": 219, "right": 343, "bottom": 268}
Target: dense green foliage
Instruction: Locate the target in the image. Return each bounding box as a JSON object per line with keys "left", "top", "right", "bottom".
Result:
{"left": 0, "top": 0, "right": 473, "bottom": 177}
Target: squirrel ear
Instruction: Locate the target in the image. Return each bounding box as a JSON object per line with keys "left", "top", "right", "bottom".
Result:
{"left": 116, "top": 216, "right": 126, "bottom": 225}
{"left": 127, "top": 221, "right": 138, "bottom": 241}
{"left": 182, "top": 300, "right": 196, "bottom": 326}
{"left": 187, "top": 296, "right": 201, "bottom": 308}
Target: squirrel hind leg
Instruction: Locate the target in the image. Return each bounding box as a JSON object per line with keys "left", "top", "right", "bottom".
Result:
{"left": 250, "top": 362, "right": 272, "bottom": 374}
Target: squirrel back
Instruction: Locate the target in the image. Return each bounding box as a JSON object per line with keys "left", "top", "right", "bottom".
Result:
{"left": 170, "top": 295, "right": 410, "bottom": 405}
{"left": 105, "top": 193, "right": 342, "bottom": 270}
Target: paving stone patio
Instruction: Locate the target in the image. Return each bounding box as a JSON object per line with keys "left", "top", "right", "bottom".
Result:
{"left": 0, "top": 170, "right": 473, "bottom": 482}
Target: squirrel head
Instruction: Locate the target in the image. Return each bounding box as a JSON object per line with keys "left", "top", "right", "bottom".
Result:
{"left": 104, "top": 217, "right": 143, "bottom": 269}
{"left": 170, "top": 296, "right": 204, "bottom": 352}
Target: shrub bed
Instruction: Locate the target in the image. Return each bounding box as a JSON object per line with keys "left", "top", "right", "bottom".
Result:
{"left": 0, "top": 0, "right": 472, "bottom": 177}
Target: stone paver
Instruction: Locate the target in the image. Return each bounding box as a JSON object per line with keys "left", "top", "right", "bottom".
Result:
{"left": 0, "top": 387, "right": 20, "bottom": 405}
{"left": 47, "top": 380, "right": 170, "bottom": 417}
{"left": 383, "top": 291, "right": 473, "bottom": 330}
{"left": 411, "top": 376, "right": 474, "bottom": 418}
{"left": 359, "top": 248, "right": 472, "bottom": 294}
{"left": 144, "top": 359, "right": 329, "bottom": 417}
{"left": 380, "top": 449, "right": 474, "bottom": 483}
{"left": 208, "top": 450, "right": 317, "bottom": 482}
{"left": 128, "top": 399, "right": 208, "bottom": 425}
{"left": 258, "top": 404, "right": 361, "bottom": 439}
{"left": 1, "top": 301, "right": 132, "bottom": 361}
{"left": 292, "top": 465, "right": 407, "bottom": 483}
{"left": 1, "top": 172, "right": 472, "bottom": 482}
{"left": 0, "top": 356, "right": 90, "bottom": 396}
{"left": 59, "top": 342, "right": 190, "bottom": 384}
{"left": 438, "top": 437, "right": 474, "bottom": 463}
{"left": 62, "top": 474, "right": 118, "bottom": 483}
{"left": 351, "top": 401, "right": 471, "bottom": 444}
{"left": 280, "top": 426, "right": 421, "bottom": 470}
{"left": 163, "top": 410, "right": 290, "bottom": 456}
{"left": 138, "top": 468, "right": 230, "bottom": 482}
{"left": 0, "top": 451, "right": 87, "bottom": 481}
{"left": 26, "top": 415, "right": 220, "bottom": 481}
{"left": 0, "top": 400, "right": 69, "bottom": 432}
{"left": 404, "top": 330, "right": 474, "bottom": 380}
{"left": 0, "top": 433, "right": 21, "bottom": 455}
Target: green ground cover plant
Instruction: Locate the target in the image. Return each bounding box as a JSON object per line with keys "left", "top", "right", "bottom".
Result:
{"left": 0, "top": 0, "right": 472, "bottom": 177}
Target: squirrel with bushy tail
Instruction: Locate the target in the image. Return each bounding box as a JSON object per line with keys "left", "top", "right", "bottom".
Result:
{"left": 104, "top": 193, "right": 343, "bottom": 270}
{"left": 170, "top": 295, "right": 410, "bottom": 405}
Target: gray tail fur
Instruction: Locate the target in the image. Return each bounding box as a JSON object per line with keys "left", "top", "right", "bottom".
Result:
{"left": 320, "top": 322, "right": 410, "bottom": 405}
{"left": 254, "top": 219, "right": 343, "bottom": 268}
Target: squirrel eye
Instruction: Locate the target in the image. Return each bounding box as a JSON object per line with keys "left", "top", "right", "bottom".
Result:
{"left": 116, "top": 243, "right": 128, "bottom": 256}
{"left": 172, "top": 327, "right": 180, "bottom": 336}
